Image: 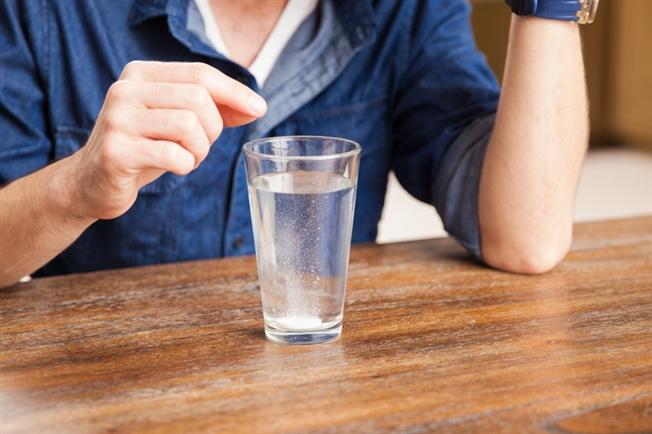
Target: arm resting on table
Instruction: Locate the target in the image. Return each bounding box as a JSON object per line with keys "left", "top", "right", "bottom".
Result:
{"left": 479, "top": 15, "right": 589, "bottom": 274}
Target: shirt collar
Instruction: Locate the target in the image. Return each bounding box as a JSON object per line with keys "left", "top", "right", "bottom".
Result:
{"left": 333, "top": 0, "right": 376, "bottom": 50}
{"left": 128, "top": 0, "right": 186, "bottom": 27}
{"left": 128, "top": 0, "right": 376, "bottom": 42}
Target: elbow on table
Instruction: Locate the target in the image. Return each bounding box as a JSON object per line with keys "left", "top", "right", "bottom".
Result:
{"left": 0, "top": 274, "right": 21, "bottom": 290}
{"left": 481, "top": 227, "right": 572, "bottom": 275}
{"left": 0, "top": 269, "right": 27, "bottom": 289}
{"left": 0, "top": 279, "right": 19, "bottom": 290}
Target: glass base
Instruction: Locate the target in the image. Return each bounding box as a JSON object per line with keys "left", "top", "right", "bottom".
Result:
{"left": 264, "top": 321, "right": 341, "bottom": 345}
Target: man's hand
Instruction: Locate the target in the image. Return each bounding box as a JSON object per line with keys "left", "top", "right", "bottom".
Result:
{"left": 68, "top": 61, "right": 267, "bottom": 220}
{"left": 0, "top": 61, "right": 266, "bottom": 287}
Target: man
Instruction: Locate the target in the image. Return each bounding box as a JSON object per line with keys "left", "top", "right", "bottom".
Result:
{"left": 0, "top": 0, "right": 593, "bottom": 287}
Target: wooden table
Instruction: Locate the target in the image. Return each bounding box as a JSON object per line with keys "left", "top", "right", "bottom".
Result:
{"left": 2, "top": 217, "right": 651, "bottom": 433}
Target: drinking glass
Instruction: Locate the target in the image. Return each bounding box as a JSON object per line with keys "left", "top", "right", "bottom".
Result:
{"left": 243, "top": 136, "right": 361, "bottom": 344}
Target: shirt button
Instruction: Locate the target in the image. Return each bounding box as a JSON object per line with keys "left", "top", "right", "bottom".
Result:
{"left": 356, "top": 25, "right": 366, "bottom": 41}
{"left": 232, "top": 236, "right": 244, "bottom": 250}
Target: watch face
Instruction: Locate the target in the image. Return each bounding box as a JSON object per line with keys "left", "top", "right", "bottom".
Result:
{"left": 578, "top": 0, "right": 600, "bottom": 24}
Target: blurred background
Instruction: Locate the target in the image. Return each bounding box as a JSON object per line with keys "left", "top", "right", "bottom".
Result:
{"left": 378, "top": 0, "right": 652, "bottom": 243}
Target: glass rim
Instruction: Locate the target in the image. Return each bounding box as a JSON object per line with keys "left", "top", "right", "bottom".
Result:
{"left": 242, "top": 135, "right": 361, "bottom": 161}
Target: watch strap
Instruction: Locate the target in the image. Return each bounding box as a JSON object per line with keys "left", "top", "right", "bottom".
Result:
{"left": 506, "top": 0, "right": 581, "bottom": 22}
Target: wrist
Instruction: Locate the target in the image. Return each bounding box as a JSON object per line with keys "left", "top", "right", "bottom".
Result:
{"left": 49, "top": 154, "right": 96, "bottom": 226}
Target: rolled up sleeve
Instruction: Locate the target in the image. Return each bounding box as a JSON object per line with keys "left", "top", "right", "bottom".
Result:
{"left": 433, "top": 113, "right": 494, "bottom": 259}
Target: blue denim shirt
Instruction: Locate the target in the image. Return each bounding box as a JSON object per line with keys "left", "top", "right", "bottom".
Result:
{"left": 0, "top": 0, "right": 499, "bottom": 276}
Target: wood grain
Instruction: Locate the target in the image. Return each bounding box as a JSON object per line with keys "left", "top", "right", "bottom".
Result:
{"left": 1, "top": 217, "right": 651, "bottom": 434}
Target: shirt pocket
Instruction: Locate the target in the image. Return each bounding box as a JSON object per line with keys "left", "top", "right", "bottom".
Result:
{"left": 274, "top": 95, "right": 391, "bottom": 158}
{"left": 54, "top": 126, "right": 184, "bottom": 194}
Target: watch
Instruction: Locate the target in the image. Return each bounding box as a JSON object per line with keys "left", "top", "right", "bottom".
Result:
{"left": 504, "top": 0, "right": 600, "bottom": 24}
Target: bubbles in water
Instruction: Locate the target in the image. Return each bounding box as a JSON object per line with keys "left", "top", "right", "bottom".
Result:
{"left": 249, "top": 171, "right": 356, "bottom": 332}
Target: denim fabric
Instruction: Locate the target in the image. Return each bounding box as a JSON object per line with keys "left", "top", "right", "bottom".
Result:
{"left": 0, "top": 0, "right": 500, "bottom": 276}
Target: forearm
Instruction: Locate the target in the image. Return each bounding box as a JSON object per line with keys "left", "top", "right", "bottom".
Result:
{"left": 479, "top": 15, "right": 589, "bottom": 273}
{"left": 0, "top": 62, "right": 265, "bottom": 287}
{"left": 0, "top": 155, "right": 95, "bottom": 287}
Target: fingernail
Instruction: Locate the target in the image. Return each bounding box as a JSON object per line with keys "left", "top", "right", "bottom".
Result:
{"left": 248, "top": 94, "right": 267, "bottom": 116}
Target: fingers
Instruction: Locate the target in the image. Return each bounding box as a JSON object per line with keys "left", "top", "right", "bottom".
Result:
{"left": 215, "top": 105, "right": 261, "bottom": 128}
{"left": 110, "top": 80, "right": 224, "bottom": 143}
{"left": 130, "top": 139, "right": 196, "bottom": 176}
{"left": 100, "top": 61, "right": 266, "bottom": 187}
{"left": 120, "top": 61, "right": 267, "bottom": 125}
{"left": 133, "top": 108, "right": 211, "bottom": 167}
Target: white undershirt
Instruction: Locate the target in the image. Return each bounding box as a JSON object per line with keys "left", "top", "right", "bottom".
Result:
{"left": 194, "top": 0, "right": 318, "bottom": 87}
